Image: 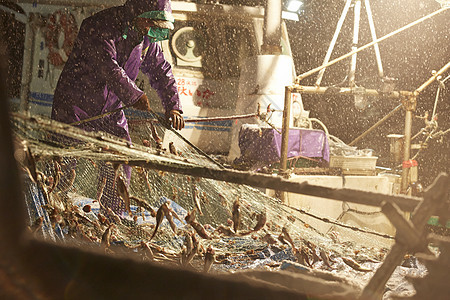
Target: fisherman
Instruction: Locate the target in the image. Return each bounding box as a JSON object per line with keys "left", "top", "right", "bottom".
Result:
{"left": 51, "top": 0, "right": 184, "bottom": 216}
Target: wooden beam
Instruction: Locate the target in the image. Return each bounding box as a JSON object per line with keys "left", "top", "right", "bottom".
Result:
{"left": 381, "top": 201, "right": 421, "bottom": 248}
{"left": 361, "top": 173, "right": 450, "bottom": 300}
{"left": 124, "top": 158, "right": 422, "bottom": 212}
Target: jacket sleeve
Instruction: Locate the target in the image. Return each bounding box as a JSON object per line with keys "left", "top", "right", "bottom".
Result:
{"left": 92, "top": 37, "right": 144, "bottom": 107}
{"left": 140, "top": 42, "right": 182, "bottom": 113}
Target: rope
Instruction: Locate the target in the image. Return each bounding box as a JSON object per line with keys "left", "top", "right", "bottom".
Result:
{"left": 70, "top": 104, "right": 133, "bottom": 126}
{"left": 148, "top": 110, "right": 226, "bottom": 169}
{"left": 347, "top": 207, "right": 384, "bottom": 216}
{"left": 328, "top": 201, "right": 384, "bottom": 236}
{"left": 128, "top": 113, "right": 258, "bottom": 125}
{"left": 72, "top": 107, "right": 257, "bottom": 126}
{"left": 68, "top": 105, "right": 225, "bottom": 169}
{"left": 282, "top": 202, "right": 395, "bottom": 240}
{"left": 349, "top": 104, "right": 403, "bottom": 146}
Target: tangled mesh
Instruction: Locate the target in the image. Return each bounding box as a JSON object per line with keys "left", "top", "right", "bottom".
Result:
{"left": 12, "top": 110, "right": 391, "bottom": 276}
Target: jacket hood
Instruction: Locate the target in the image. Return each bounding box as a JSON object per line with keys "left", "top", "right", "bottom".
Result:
{"left": 123, "top": 0, "right": 173, "bottom": 21}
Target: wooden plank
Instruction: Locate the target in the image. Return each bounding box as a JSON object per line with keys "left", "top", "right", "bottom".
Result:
{"left": 124, "top": 158, "right": 423, "bottom": 212}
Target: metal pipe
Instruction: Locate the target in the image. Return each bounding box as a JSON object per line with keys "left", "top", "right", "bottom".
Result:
{"left": 432, "top": 85, "right": 442, "bottom": 120}
{"left": 349, "top": 104, "right": 402, "bottom": 146}
{"left": 290, "top": 85, "right": 413, "bottom": 99}
{"left": 278, "top": 86, "right": 293, "bottom": 203}
{"left": 364, "top": 0, "right": 384, "bottom": 78}
{"left": 296, "top": 6, "right": 449, "bottom": 83}
{"left": 128, "top": 113, "right": 258, "bottom": 125}
{"left": 315, "top": 0, "right": 352, "bottom": 86}
{"left": 401, "top": 108, "right": 413, "bottom": 194}
{"left": 261, "top": 0, "right": 282, "bottom": 54}
{"left": 182, "top": 113, "right": 258, "bottom": 123}
{"left": 415, "top": 61, "right": 450, "bottom": 94}
{"left": 348, "top": 0, "right": 361, "bottom": 87}
{"left": 280, "top": 86, "right": 292, "bottom": 174}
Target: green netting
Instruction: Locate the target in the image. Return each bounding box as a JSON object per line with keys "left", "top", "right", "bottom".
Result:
{"left": 12, "top": 111, "right": 392, "bottom": 277}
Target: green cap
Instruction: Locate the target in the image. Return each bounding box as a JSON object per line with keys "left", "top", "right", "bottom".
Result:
{"left": 137, "top": 10, "right": 174, "bottom": 23}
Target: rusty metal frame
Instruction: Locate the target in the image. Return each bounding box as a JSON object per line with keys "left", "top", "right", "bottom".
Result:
{"left": 280, "top": 58, "right": 449, "bottom": 194}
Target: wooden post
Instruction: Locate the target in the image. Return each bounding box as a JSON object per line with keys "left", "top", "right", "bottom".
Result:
{"left": 400, "top": 105, "right": 414, "bottom": 194}
{"left": 279, "top": 86, "right": 293, "bottom": 203}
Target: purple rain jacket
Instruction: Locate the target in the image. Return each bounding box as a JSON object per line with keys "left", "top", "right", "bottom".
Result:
{"left": 51, "top": 0, "right": 181, "bottom": 141}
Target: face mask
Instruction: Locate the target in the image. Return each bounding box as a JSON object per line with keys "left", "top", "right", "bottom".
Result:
{"left": 147, "top": 27, "right": 170, "bottom": 43}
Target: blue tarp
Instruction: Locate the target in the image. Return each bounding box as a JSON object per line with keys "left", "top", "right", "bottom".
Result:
{"left": 23, "top": 176, "right": 64, "bottom": 241}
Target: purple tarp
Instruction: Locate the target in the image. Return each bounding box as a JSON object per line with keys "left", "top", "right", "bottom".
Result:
{"left": 238, "top": 124, "right": 330, "bottom": 164}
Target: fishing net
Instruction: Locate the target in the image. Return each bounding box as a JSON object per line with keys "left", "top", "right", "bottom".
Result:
{"left": 11, "top": 110, "right": 399, "bottom": 279}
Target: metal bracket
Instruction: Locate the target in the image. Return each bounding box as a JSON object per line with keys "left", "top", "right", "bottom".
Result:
{"left": 401, "top": 92, "right": 417, "bottom": 112}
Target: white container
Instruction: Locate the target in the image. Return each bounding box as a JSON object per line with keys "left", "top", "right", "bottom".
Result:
{"left": 330, "top": 156, "right": 378, "bottom": 170}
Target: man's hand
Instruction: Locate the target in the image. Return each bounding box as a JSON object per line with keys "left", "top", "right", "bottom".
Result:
{"left": 133, "top": 93, "right": 151, "bottom": 111}
{"left": 166, "top": 110, "right": 184, "bottom": 130}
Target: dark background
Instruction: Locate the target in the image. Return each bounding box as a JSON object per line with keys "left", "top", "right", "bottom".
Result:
{"left": 0, "top": 1, "right": 25, "bottom": 99}
{"left": 285, "top": 0, "right": 449, "bottom": 187}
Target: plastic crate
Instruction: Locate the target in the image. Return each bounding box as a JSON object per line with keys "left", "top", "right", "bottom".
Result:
{"left": 329, "top": 156, "right": 378, "bottom": 170}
